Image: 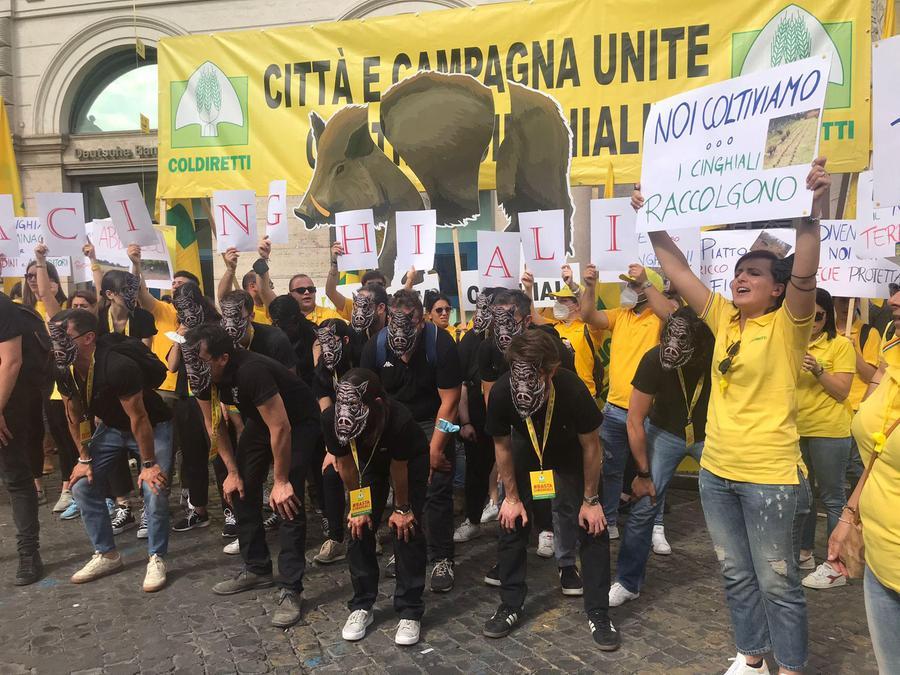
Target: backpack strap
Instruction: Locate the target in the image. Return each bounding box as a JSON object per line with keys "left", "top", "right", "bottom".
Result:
{"left": 424, "top": 322, "right": 438, "bottom": 367}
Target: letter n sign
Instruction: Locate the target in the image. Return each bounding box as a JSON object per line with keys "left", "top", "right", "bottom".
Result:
{"left": 212, "top": 190, "right": 257, "bottom": 252}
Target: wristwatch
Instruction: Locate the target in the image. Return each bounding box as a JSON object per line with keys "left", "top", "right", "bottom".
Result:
{"left": 641, "top": 280, "right": 654, "bottom": 290}
{"left": 636, "top": 469, "right": 651, "bottom": 479}
{"left": 393, "top": 504, "right": 411, "bottom": 515}
{"left": 583, "top": 494, "right": 601, "bottom": 506}
{"left": 142, "top": 460, "right": 156, "bottom": 469}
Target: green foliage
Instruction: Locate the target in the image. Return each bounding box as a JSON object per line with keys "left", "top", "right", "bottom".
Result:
{"left": 771, "top": 14, "right": 812, "bottom": 67}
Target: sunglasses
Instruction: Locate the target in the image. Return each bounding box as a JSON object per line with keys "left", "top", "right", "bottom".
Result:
{"left": 433, "top": 307, "right": 451, "bottom": 315}
{"left": 291, "top": 286, "right": 317, "bottom": 295}
{"left": 815, "top": 311, "right": 826, "bottom": 321}
{"left": 24, "top": 273, "right": 37, "bottom": 280}
{"left": 718, "top": 340, "right": 741, "bottom": 376}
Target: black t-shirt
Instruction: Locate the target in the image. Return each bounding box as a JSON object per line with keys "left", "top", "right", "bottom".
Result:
{"left": 0, "top": 294, "right": 48, "bottom": 399}
{"left": 98, "top": 305, "right": 157, "bottom": 340}
{"left": 359, "top": 326, "right": 461, "bottom": 422}
{"left": 197, "top": 349, "right": 318, "bottom": 428}
{"left": 82, "top": 348, "right": 172, "bottom": 432}
{"left": 458, "top": 329, "right": 487, "bottom": 430}
{"left": 321, "top": 398, "right": 427, "bottom": 477}
{"left": 631, "top": 346, "right": 711, "bottom": 443}
{"left": 249, "top": 322, "right": 297, "bottom": 371}
{"left": 484, "top": 367, "right": 603, "bottom": 474}
{"left": 478, "top": 324, "right": 576, "bottom": 384}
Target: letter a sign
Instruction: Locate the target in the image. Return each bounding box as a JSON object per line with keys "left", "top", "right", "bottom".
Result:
{"left": 36, "top": 193, "right": 87, "bottom": 258}
{"left": 100, "top": 183, "right": 157, "bottom": 246}
{"left": 478, "top": 230, "right": 520, "bottom": 289}
{"left": 519, "top": 210, "right": 565, "bottom": 277}
{"left": 213, "top": 190, "right": 257, "bottom": 252}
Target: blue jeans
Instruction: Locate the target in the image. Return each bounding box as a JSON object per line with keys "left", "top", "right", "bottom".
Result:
{"left": 616, "top": 423, "right": 703, "bottom": 593}
{"left": 864, "top": 566, "right": 900, "bottom": 674}
{"left": 699, "top": 468, "right": 811, "bottom": 673}
{"left": 72, "top": 421, "right": 174, "bottom": 557}
{"left": 600, "top": 403, "right": 630, "bottom": 527}
{"left": 799, "top": 436, "right": 850, "bottom": 552}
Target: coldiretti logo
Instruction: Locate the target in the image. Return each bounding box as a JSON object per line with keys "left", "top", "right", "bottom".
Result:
{"left": 171, "top": 61, "right": 248, "bottom": 148}
{"left": 731, "top": 4, "right": 853, "bottom": 110}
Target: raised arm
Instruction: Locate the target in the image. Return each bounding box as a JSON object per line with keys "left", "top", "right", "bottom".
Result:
{"left": 256, "top": 238, "right": 277, "bottom": 309}
{"left": 128, "top": 244, "right": 158, "bottom": 311}
{"left": 83, "top": 239, "right": 103, "bottom": 291}
{"left": 218, "top": 248, "right": 239, "bottom": 305}
{"left": 520, "top": 268, "right": 548, "bottom": 325}
{"left": 33, "top": 244, "right": 62, "bottom": 317}
{"left": 579, "top": 265, "right": 610, "bottom": 330}
{"left": 627, "top": 264, "right": 677, "bottom": 320}
{"left": 325, "top": 241, "right": 348, "bottom": 313}
{"left": 785, "top": 158, "right": 830, "bottom": 321}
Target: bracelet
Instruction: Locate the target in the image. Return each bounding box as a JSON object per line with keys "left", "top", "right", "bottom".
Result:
{"left": 77, "top": 457, "right": 93, "bottom": 464}
{"left": 838, "top": 517, "right": 855, "bottom": 525}
{"left": 842, "top": 504, "right": 857, "bottom": 515}
{"left": 791, "top": 272, "right": 817, "bottom": 279}
{"left": 870, "top": 379, "right": 882, "bottom": 386}
{"left": 505, "top": 496, "right": 520, "bottom": 505}
{"left": 34, "top": 264, "right": 46, "bottom": 268}
{"left": 90, "top": 263, "right": 100, "bottom": 271}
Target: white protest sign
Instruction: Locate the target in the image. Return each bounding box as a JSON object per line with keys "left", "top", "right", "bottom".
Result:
{"left": 99, "top": 183, "right": 156, "bottom": 246}
{"left": 639, "top": 56, "right": 829, "bottom": 232}
{"left": 0, "top": 217, "right": 71, "bottom": 277}
{"left": 266, "top": 180, "right": 289, "bottom": 244}
{"left": 334, "top": 208, "right": 378, "bottom": 272}
{"left": 855, "top": 171, "right": 900, "bottom": 258}
{"left": 394, "top": 210, "right": 437, "bottom": 276}
{"left": 82, "top": 219, "right": 174, "bottom": 290}
{"left": 36, "top": 192, "right": 87, "bottom": 257}
{"left": 818, "top": 220, "right": 900, "bottom": 298}
{"left": 872, "top": 35, "right": 900, "bottom": 208}
{"left": 519, "top": 210, "right": 565, "bottom": 278}
{"left": 637, "top": 229, "right": 702, "bottom": 272}
{"left": 477, "top": 230, "right": 520, "bottom": 289}
{"left": 0, "top": 195, "right": 17, "bottom": 258}
{"left": 459, "top": 270, "right": 481, "bottom": 312}
{"left": 531, "top": 263, "right": 581, "bottom": 308}
{"left": 590, "top": 199, "right": 638, "bottom": 281}
{"left": 212, "top": 190, "right": 257, "bottom": 252}
{"left": 698, "top": 229, "right": 794, "bottom": 297}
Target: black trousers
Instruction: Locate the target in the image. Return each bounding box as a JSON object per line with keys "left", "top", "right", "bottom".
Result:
{"left": 497, "top": 464, "right": 610, "bottom": 618}
{"left": 421, "top": 421, "right": 455, "bottom": 562}
{"left": 347, "top": 453, "right": 428, "bottom": 620}
{"left": 45, "top": 398, "right": 78, "bottom": 479}
{"left": 175, "top": 397, "right": 227, "bottom": 508}
{"left": 322, "top": 465, "right": 345, "bottom": 542}
{"left": 234, "top": 417, "right": 319, "bottom": 591}
{"left": 1, "top": 390, "right": 42, "bottom": 555}
{"left": 463, "top": 430, "right": 495, "bottom": 524}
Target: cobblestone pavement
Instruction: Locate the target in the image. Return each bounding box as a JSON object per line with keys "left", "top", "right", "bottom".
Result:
{"left": 0, "top": 475, "right": 877, "bottom": 674}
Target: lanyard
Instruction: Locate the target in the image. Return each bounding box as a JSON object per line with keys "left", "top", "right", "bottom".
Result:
{"left": 209, "top": 385, "right": 222, "bottom": 454}
{"left": 108, "top": 310, "right": 130, "bottom": 336}
{"left": 524, "top": 384, "right": 556, "bottom": 469}
{"left": 349, "top": 427, "right": 383, "bottom": 488}
{"left": 71, "top": 355, "right": 95, "bottom": 421}
{"left": 677, "top": 368, "right": 705, "bottom": 425}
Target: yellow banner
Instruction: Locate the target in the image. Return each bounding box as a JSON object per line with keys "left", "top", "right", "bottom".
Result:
{"left": 157, "top": 0, "right": 870, "bottom": 199}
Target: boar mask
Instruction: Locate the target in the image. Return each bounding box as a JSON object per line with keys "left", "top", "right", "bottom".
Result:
{"left": 334, "top": 379, "right": 369, "bottom": 446}
{"left": 659, "top": 315, "right": 695, "bottom": 371}
{"left": 316, "top": 324, "right": 343, "bottom": 371}
{"left": 492, "top": 306, "right": 525, "bottom": 351}
{"left": 351, "top": 293, "right": 376, "bottom": 333}
{"left": 387, "top": 308, "right": 419, "bottom": 357}
{"left": 509, "top": 360, "right": 547, "bottom": 420}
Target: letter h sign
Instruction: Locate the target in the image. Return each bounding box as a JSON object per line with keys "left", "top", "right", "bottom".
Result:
{"left": 335, "top": 208, "right": 378, "bottom": 272}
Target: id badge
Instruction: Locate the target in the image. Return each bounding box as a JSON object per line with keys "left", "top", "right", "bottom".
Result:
{"left": 350, "top": 486, "right": 373, "bottom": 517}
{"left": 79, "top": 420, "right": 93, "bottom": 446}
{"left": 530, "top": 470, "right": 556, "bottom": 500}
{"left": 684, "top": 423, "right": 695, "bottom": 447}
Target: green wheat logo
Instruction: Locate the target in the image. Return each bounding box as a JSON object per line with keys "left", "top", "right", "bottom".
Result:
{"left": 196, "top": 66, "right": 223, "bottom": 137}
{"left": 770, "top": 13, "right": 812, "bottom": 67}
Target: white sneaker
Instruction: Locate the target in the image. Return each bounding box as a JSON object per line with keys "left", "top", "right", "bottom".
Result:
{"left": 223, "top": 539, "right": 241, "bottom": 555}
{"left": 536, "top": 530, "right": 554, "bottom": 558}
{"left": 342, "top": 609, "right": 374, "bottom": 641}
{"left": 394, "top": 619, "right": 421, "bottom": 645}
{"left": 142, "top": 554, "right": 166, "bottom": 592}
{"left": 453, "top": 518, "right": 481, "bottom": 543}
{"left": 480, "top": 500, "right": 500, "bottom": 524}
{"left": 651, "top": 525, "right": 672, "bottom": 555}
{"left": 802, "top": 561, "right": 847, "bottom": 589}
{"left": 52, "top": 489, "right": 73, "bottom": 513}
{"left": 607, "top": 524, "right": 620, "bottom": 540}
{"left": 71, "top": 551, "right": 123, "bottom": 584}
{"left": 314, "top": 539, "right": 347, "bottom": 564}
{"left": 798, "top": 553, "right": 816, "bottom": 571}
{"left": 608, "top": 581, "right": 640, "bottom": 607}
{"left": 724, "top": 653, "right": 770, "bottom": 674}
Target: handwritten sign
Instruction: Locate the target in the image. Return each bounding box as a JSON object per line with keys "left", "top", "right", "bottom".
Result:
{"left": 855, "top": 171, "right": 900, "bottom": 259}
{"left": 394, "top": 210, "right": 437, "bottom": 276}
{"left": 266, "top": 180, "right": 289, "bottom": 244}
{"left": 872, "top": 35, "right": 900, "bottom": 208}
{"left": 212, "top": 190, "right": 257, "bottom": 252}
{"left": 36, "top": 192, "right": 88, "bottom": 257}
{"left": 590, "top": 198, "right": 638, "bottom": 281}
{"left": 72, "top": 220, "right": 173, "bottom": 289}
{"left": 477, "top": 230, "right": 520, "bottom": 290}
{"left": 520, "top": 210, "right": 565, "bottom": 277}
{"left": 639, "top": 56, "right": 829, "bottom": 231}
{"left": 0, "top": 195, "right": 17, "bottom": 258}
{"left": 99, "top": 183, "right": 157, "bottom": 246}
{"left": 0, "top": 217, "right": 70, "bottom": 277}
{"left": 334, "top": 209, "right": 378, "bottom": 272}
{"left": 637, "top": 229, "right": 702, "bottom": 273}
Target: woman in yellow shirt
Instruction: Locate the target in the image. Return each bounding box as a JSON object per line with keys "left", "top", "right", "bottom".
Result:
{"left": 828, "top": 289, "right": 900, "bottom": 672}
{"left": 794, "top": 289, "right": 855, "bottom": 590}
{"left": 641, "top": 158, "right": 830, "bottom": 675}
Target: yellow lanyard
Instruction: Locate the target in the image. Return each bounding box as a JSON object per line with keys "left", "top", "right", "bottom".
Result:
{"left": 71, "top": 355, "right": 95, "bottom": 419}
{"left": 209, "top": 385, "right": 222, "bottom": 455}
{"left": 524, "top": 384, "right": 556, "bottom": 469}
{"left": 677, "top": 368, "right": 705, "bottom": 425}
{"left": 108, "top": 310, "right": 130, "bottom": 336}
{"left": 349, "top": 427, "right": 383, "bottom": 488}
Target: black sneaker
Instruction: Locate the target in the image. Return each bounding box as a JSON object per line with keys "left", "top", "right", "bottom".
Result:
{"left": 173, "top": 508, "right": 210, "bottom": 532}
{"left": 483, "top": 604, "right": 522, "bottom": 638}
{"left": 588, "top": 613, "right": 621, "bottom": 651}
{"left": 559, "top": 565, "right": 584, "bottom": 596}
{"left": 385, "top": 555, "right": 396, "bottom": 578}
{"left": 321, "top": 515, "right": 330, "bottom": 540}
{"left": 430, "top": 559, "right": 454, "bottom": 593}
{"left": 14, "top": 551, "right": 43, "bottom": 586}
{"left": 264, "top": 512, "right": 282, "bottom": 531}
{"left": 222, "top": 508, "right": 238, "bottom": 538}
{"left": 111, "top": 506, "right": 136, "bottom": 535}
{"left": 484, "top": 563, "right": 501, "bottom": 587}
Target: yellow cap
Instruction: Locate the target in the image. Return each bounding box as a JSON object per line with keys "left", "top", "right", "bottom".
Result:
{"left": 549, "top": 285, "right": 579, "bottom": 299}
{"left": 618, "top": 268, "right": 664, "bottom": 292}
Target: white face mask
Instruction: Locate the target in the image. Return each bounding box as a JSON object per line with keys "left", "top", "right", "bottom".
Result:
{"left": 552, "top": 301, "right": 570, "bottom": 320}
{"left": 620, "top": 286, "right": 639, "bottom": 308}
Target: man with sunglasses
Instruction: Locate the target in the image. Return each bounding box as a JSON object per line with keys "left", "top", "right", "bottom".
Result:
{"left": 360, "top": 290, "right": 462, "bottom": 592}
{"left": 289, "top": 273, "right": 344, "bottom": 325}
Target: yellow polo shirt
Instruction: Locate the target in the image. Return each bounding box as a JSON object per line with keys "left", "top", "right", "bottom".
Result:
{"left": 605, "top": 307, "right": 662, "bottom": 408}
{"left": 550, "top": 319, "right": 605, "bottom": 397}
{"left": 847, "top": 320, "right": 881, "bottom": 412}
{"left": 336, "top": 298, "right": 353, "bottom": 321}
{"left": 252, "top": 304, "right": 272, "bottom": 325}
{"left": 881, "top": 326, "right": 900, "bottom": 370}
{"left": 148, "top": 300, "right": 178, "bottom": 392}
{"left": 700, "top": 293, "right": 812, "bottom": 484}
{"left": 305, "top": 305, "right": 345, "bottom": 325}
{"left": 851, "top": 368, "right": 900, "bottom": 592}
{"left": 796, "top": 333, "right": 855, "bottom": 438}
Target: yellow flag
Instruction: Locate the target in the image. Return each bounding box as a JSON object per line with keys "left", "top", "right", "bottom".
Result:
{"left": 140, "top": 114, "right": 150, "bottom": 134}
{"left": 165, "top": 199, "right": 205, "bottom": 293}
{"left": 884, "top": 0, "right": 895, "bottom": 39}
{"left": 136, "top": 38, "right": 146, "bottom": 60}
{"left": 0, "top": 98, "right": 24, "bottom": 216}
{"left": 604, "top": 162, "right": 615, "bottom": 199}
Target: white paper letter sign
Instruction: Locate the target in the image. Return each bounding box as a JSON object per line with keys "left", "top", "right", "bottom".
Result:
{"left": 639, "top": 56, "right": 829, "bottom": 231}
{"left": 477, "top": 230, "right": 520, "bottom": 289}
{"left": 0, "top": 194, "right": 17, "bottom": 258}
{"left": 335, "top": 209, "right": 378, "bottom": 272}
{"left": 394, "top": 210, "right": 437, "bottom": 276}
{"left": 519, "top": 210, "right": 565, "bottom": 278}
{"left": 36, "top": 193, "right": 87, "bottom": 258}
{"left": 212, "top": 190, "right": 257, "bottom": 252}
{"left": 266, "top": 180, "right": 289, "bottom": 244}
{"left": 854, "top": 171, "right": 900, "bottom": 259}
{"left": 873, "top": 35, "right": 900, "bottom": 208}
{"left": 100, "top": 183, "right": 156, "bottom": 246}
{"left": 590, "top": 199, "right": 639, "bottom": 281}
